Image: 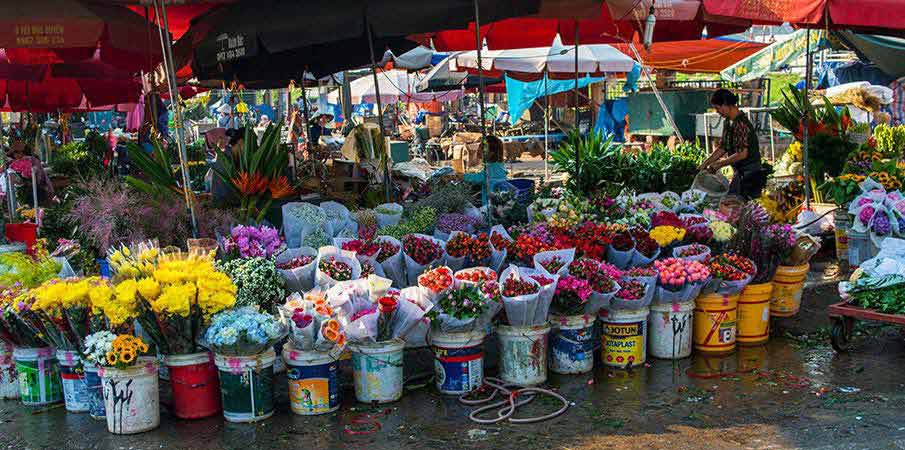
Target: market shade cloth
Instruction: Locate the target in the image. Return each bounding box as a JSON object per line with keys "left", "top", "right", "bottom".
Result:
{"left": 327, "top": 69, "right": 464, "bottom": 104}
{"left": 0, "top": 76, "right": 141, "bottom": 112}
{"left": 0, "top": 0, "right": 165, "bottom": 72}
{"left": 835, "top": 32, "right": 905, "bottom": 79}
{"left": 614, "top": 38, "right": 766, "bottom": 74}
{"left": 411, "top": 1, "right": 751, "bottom": 51}
{"left": 381, "top": 46, "right": 435, "bottom": 70}
{"left": 128, "top": 3, "right": 221, "bottom": 40}
{"left": 416, "top": 52, "right": 502, "bottom": 92}
{"left": 703, "top": 0, "right": 905, "bottom": 34}
{"left": 450, "top": 36, "right": 637, "bottom": 77}
{"left": 505, "top": 74, "right": 602, "bottom": 125}
{"left": 185, "top": 0, "right": 542, "bottom": 83}
{"left": 721, "top": 30, "right": 824, "bottom": 82}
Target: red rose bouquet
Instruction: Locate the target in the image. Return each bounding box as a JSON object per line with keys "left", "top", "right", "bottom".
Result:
{"left": 403, "top": 235, "right": 445, "bottom": 265}
{"left": 418, "top": 266, "right": 454, "bottom": 294}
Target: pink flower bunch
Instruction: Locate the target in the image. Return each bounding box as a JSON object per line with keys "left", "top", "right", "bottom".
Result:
{"left": 530, "top": 274, "right": 555, "bottom": 287}
{"left": 224, "top": 224, "right": 284, "bottom": 259}
{"left": 624, "top": 266, "right": 657, "bottom": 277}
{"left": 552, "top": 275, "right": 592, "bottom": 315}
{"left": 615, "top": 280, "right": 646, "bottom": 300}
{"left": 341, "top": 239, "right": 380, "bottom": 257}
{"left": 859, "top": 206, "right": 876, "bottom": 225}
{"left": 319, "top": 256, "right": 353, "bottom": 281}
{"left": 654, "top": 258, "right": 710, "bottom": 291}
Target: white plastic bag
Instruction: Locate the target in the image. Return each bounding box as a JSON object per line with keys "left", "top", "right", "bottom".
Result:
{"left": 275, "top": 246, "right": 318, "bottom": 293}
{"left": 320, "top": 201, "right": 351, "bottom": 237}
{"left": 533, "top": 248, "right": 575, "bottom": 277}
{"left": 374, "top": 203, "right": 403, "bottom": 228}
{"left": 402, "top": 233, "right": 447, "bottom": 287}
{"left": 314, "top": 246, "right": 362, "bottom": 289}
{"left": 444, "top": 231, "right": 470, "bottom": 272}
{"left": 282, "top": 202, "right": 327, "bottom": 248}
{"left": 519, "top": 267, "right": 559, "bottom": 325}
{"left": 499, "top": 264, "right": 542, "bottom": 326}
{"left": 376, "top": 236, "right": 405, "bottom": 288}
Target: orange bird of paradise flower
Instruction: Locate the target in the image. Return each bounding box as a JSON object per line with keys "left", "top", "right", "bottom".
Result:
{"left": 231, "top": 172, "right": 269, "bottom": 195}
{"left": 268, "top": 175, "right": 295, "bottom": 199}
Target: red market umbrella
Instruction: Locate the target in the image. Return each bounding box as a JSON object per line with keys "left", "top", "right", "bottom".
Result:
{"left": 0, "top": 0, "right": 165, "bottom": 72}
{"left": 703, "top": 0, "right": 905, "bottom": 35}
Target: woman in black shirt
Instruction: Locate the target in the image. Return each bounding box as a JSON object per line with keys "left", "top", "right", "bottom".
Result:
{"left": 698, "top": 89, "right": 766, "bottom": 200}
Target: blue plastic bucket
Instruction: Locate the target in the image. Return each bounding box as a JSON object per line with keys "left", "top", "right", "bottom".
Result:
{"left": 431, "top": 330, "right": 485, "bottom": 395}
{"left": 82, "top": 365, "right": 105, "bottom": 419}
{"left": 507, "top": 178, "right": 535, "bottom": 203}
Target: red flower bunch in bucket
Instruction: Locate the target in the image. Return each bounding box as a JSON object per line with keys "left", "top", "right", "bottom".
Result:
{"left": 502, "top": 273, "right": 539, "bottom": 297}
{"left": 611, "top": 232, "right": 634, "bottom": 252}
{"left": 490, "top": 231, "right": 513, "bottom": 253}
{"left": 319, "top": 256, "right": 352, "bottom": 281}
{"left": 445, "top": 233, "right": 471, "bottom": 258}
{"left": 403, "top": 235, "right": 444, "bottom": 265}
{"left": 375, "top": 240, "right": 400, "bottom": 263}
{"left": 419, "top": 267, "right": 454, "bottom": 293}
{"left": 685, "top": 225, "right": 713, "bottom": 244}
{"left": 340, "top": 239, "right": 380, "bottom": 257}
{"left": 377, "top": 294, "right": 399, "bottom": 341}
{"left": 615, "top": 279, "right": 646, "bottom": 300}
{"left": 530, "top": 274, "right": 555, "bottom": 287}
{"left": 573, "top": 222, "right": 614, "bottom": 261}
{"left": 651, "top": 211, "right": 684, "bottom": 228}
{"left": 455, "top": 268, "right": 497, "bottom": 283}
{"left": 552, "top": 275, "right": 592, "bottom": 315}
{"left": 624, "top": 266, "right": 657, "bottom": 277}
{"left": 539, "top": 255, "right": 566, "bottom": 274}
{"left": 634, "top": 234, "right": 659, "bottom": 258}
{"left": 706, "top": 253, "right": 756, "bottom": 281}
{"left": 512, "top": 234, "right": 553, "bottom": 264}
{"left": 276, "top": 255, "right": 315, "bottom": 270}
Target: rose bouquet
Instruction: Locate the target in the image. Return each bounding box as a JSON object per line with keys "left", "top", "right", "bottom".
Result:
{"left": 573, "top": 222, "right": 616, "bottom": 261}
{"left": 685, "top": 225, "right": 714, "bottom": 244}
{"left": 611, "top": 279, "right": 650, "bottom": 310}
{"left": 499, "top": 265, "right": 543, "bottom": 326}
{"left": 705, "top": 253, "right": 756, "bottom": 295}
{"left": 454, "top": 267, "right": 497, "bottom": 287}
{"left": 673, "top": 243, "right": 711, "bottom": 262}
{"left": 82, "top": 332, "right": 149, "bottom": 369}
{"left": 313, "top": 246, "right": 362, "bottom": 289}
{"left": 418, "top": 266, "right": 454, "bottom": 302}
{"left": 222, "top": 225, "right": 283, "bottom": 260}
{"left": 402, "top": 234, "right": 446, "bottom": 286}
{"left": 651, "top": 211, "right": 684, "bottom": 228}
{"left": 339, "top": 238, "right": 381, "bottom": 259}
{"left": 203, "top": 307, "right": 286, "bottom": 356}
{"left": 375, "top": 236, "right": 405, "bottom": 288}
{"left": 217, "top": 256, "right": 285, "bottom": 312}
{"left": 274, "top": 247, "right": 318, "bottom": 293}
{"left": 550, "top": 275, "right": 592, "bottom": 316}
{"left": 607, "top": 232, "right": 635, "bottom": 268}
{"left": 533, "top": 248, "right": 575, "bottom": 277}
{"left": 568, "top": 258, "right": 620, "bottom": 314}
{"left": 630, "top": 232, "right": 660, "bottom": 267}
{"left": 621, "top": 266, "right": 658, "bottom": 305}
{"left": 653, "top": 257, "right": 710, "bottom": 303}
{"left": 444, "top": 232, "right": 492, "bottom": 271}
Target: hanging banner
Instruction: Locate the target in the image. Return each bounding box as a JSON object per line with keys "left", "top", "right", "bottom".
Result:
{"left": 720, "top": 30, "right": 825, "bottom": 83}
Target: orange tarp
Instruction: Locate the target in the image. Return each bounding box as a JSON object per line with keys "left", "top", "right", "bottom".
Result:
{"left": 615, "top": 39, "right": 767, "bottom": 74}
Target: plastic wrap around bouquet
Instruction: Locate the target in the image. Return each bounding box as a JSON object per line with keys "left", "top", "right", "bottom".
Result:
{"left": 499, "top": 264, "right": 544, "bottom": 326}
{"left": 705, "top": 254, "right": 756, "bottom": 295}
{"left": 680, "top": 189, "right": 707, "bottom": 213}
{"left": 533, "top": 248, "right": 575, "bottom": 277}
{"left": 620, "top": 267, "right": 658, "bottom": 306}
{"left": 673, "top": 243, "right": 712, "bottom": 262}
{"left": 658, "top": 191, "right": 682, "bottom": 213}
{"left": 652, "top": 258, "right": 711, "bottom": 304}
{"left": 569, "top": 258, "right": 620, "bottom": 315}
{"left": 428, "top": 282, "right": 501, "bottom": 336}
{"left": 444, "top": 231, "right": 493, "bottom": 272}
{"left": 374, "top": 236, "right": 405, "bottom": 288}
{"left": 275, "top": 247, "right": 318, "bottom": 293}
{"left": 417, "top": 266, "right": 454, "bottom": 304}
{"left": 454, "top": 267, "right": 497, "bottom": 289}
{"left": 849, "top": 178, "right": 901, "bottom": 245}
{"left": 518, "top": 267, "right": 559, "bottom": 325}
{"left": 314, "top": 246, "right": 362, "bottom": 289}
{"left": 374, "top": 203, "right": 403, "bottom": 228}
{"left": 488, "top": 225, "right": 512, "bottom": 273}
{"left": 283, "top": 202, "right": 332, "bottom": 249}
{"left": 343, "top": 289, "right": 433, "bottom": 345}
{"left": 606, "top": 235, "right": 635, "bottom": 269}
{"left": 280, "top": 292, "right": 347, "bottom": 360}
{"left": 609, "top": 279, "right": 652, "bottom": 311}
{"left": 320, "top": 201, "right": 351, "bottom": 238}
{"left": 334, "top": 237, "right": 382, "bottom": 267}
{"left": 402, "top": 233, "right": 447, "bottom": 287}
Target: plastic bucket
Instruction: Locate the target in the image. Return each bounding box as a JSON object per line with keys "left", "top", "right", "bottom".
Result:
{"left": 431, "top": 330, "right": 485, "bottom": 394}
{"left": 5, "top": 223, "right": 37, "bottom": 255}
{"left": 737, "top": 282, "right": 772, "bottom": 346}
{"left": 82, "top": 365, "right": 105, "bottom": 419}
{"left": 847, "top": 230, "right": 877, "bottom": 267}
{"left": 648, "top": 301, "right": 694, "bottom": 360}
{"left": 834, "top": 210, "right": 851, "bottom": 265}
{"left": 549, "top": 315, "right": 595, "bottom": 374}
{"left": 599, "top": 308, "right": 649, "bottom": 368}
{"left": 283, "top": 346, "right": 341, "bottom": 415}
{"left": 13, "top": 347, "right": 62, "bottom": 406}
{"left": 57, "top": 350, "right": 90, "bottom": 413}
{"left": 508, "top": 178, "right": 535, "bottom": 203}
{"left": 770, "top": 265, "right": 809, "bottom": 318}
{"left": 693, "top": 293, "right": 739, "bottom": 355}
{"left": 164, "top": 352, "right": 221, "bottom": 419}
{"left": 99, "top": 360, "right": 160, "bottom": 434}
{"left": 350, "top": 339, "right": 404, "bottom": 403}
{"left": 0, "top": 349, "right": 17, "bottom": 400}
{"left": 214, "top": 350, "right": 276, "bottom": 423}
{"left": 497, "top": 324, "right": 550, "bottom": 386}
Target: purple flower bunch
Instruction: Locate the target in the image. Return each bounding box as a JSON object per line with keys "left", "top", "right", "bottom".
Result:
{"left": 764, "top": 224, "right": 796, "bottom": 249}
{"left": 224, "top": 225, "right": 284, "bottom": 259}
{"left": 436, "top": 213, "right": 484, "bottom": 234}
{"left": 859, "top": 205, "right": 876, "bottom": 225}
{"left": 872, "top": 211, "right": 891, "bottom": 235}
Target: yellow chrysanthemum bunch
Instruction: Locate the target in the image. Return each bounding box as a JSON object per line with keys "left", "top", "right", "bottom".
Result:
{"left": 89, "top": 278, "right": 139, "bottom": 326}
{"left": 649, "top": 226, "right": 686, "bottom": 247}
{"left": 29, "top": 277, "right": 98, "bottom": 316}
{"left": 106, "top": 334, "right": 148, "bottom": 367}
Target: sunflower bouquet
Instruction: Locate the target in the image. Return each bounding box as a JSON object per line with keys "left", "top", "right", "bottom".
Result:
{"left": 98, "top": 252, "right": 237, "bottom": 355}
{"left": 83, "top": 331, "right": 149, "bottom": 369}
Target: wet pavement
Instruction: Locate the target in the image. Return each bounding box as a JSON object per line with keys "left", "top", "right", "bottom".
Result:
{"left": 3, "top": 283, "right": 905, "bottom": 450}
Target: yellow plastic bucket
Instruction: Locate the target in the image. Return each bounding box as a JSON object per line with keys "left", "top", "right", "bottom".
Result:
{"left": 693, "top": 293, "right": 738, "bottom": 355}
{"left": 736, "top": 344, "right": 768, "bottom": 373}
{"left": 737, "top": 282, "right": 773, "bottom": 346}
{"left": 770, "top": 264, "right": 809, "bottom": 317}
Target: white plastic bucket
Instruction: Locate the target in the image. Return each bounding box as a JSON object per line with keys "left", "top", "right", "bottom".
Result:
{"left": 549, "top": 315, "right": 595, "bottom": 374}
{"left": 283, "top": 346, "right": 341, "bottom": 415}
{"left": 99, "top": 359, "right": 160, "bottom": 434}
{"left": 497, "top": 324, "right": 550, "bottom": 386}
{"left": 648, "top": 302, "right": 694, "bottom": 360}
{"left": 13, "top": 346, "right": 62, "bottom": 406}
{"left": 57, "top": 349, "right": 90, "bottom": 413}
{"left": 430, "top": 329, "right": 485, "bottom": 395}
{"left": 0, "top": 349, "right": 17, "bottom": 400}
{"left": 599, "top": 307, "right": 649, "bottom": 368}
{"left": 82, "top": 365, "right": 105, "bottom": 419}
{"left": 214, "top": 351, "right": 277, "bottom": 423}
{"left": 349, "top": 339, "right": 404, "bottom": 403}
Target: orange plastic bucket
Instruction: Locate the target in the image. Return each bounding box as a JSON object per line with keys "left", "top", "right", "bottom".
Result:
{"left": 693, "top": 293, "right": 738, "bottom": 355}
{"left": 737, "top": 282, "right": 773, "bottom": 346}
{"left": 770, "top": 264, "right": 809, "bottom": 317}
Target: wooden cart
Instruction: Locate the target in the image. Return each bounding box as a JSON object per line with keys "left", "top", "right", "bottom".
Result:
{"left": 828, "top": 301, "right": 905, "bottom": 352}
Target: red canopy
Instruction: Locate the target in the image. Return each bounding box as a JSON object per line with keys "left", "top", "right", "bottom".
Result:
{"left": 704, "top": 0, "right": 905, "bottom": 34}
{"left": 127, "top": 4, "right": 221, "bottom": 40}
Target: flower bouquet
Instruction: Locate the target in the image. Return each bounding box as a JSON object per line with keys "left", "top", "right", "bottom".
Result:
{"left": 499, "top": 265, "right": 542, "bottom": 326}
{"left": 685, "top": 224, "right": 714, "bottom": 244}
{"left": 280, "top": 293, "right": 346, "bottom": 358}
{"left": 610, "top": 279, "right": 651, "bottom": 310}
{"left": 402, "top": 234, "right": 446, "bottom": 286}
{"left": 705, "top": 253, "right": 756, "bottom": 295}
{"left": 375, "top": 236, "right": 405, "bottom": 288}
{"left": 274, "top": 247, "right": 318, "bottom": 293}
{"left": 681, "top": 189, "right": 707, "bottom": 212}
{"left": 20, "top": 277, "right": 107, "bottom": 352}
{"left": 203, "top": 307, "right": 286, "bottom": 357}
{"left": 550, "top": 275, "right": 592, "bottom": 316}
{"left": 343, "top": 289, "right": 432, "bottom": 343}
{"left": 313, "top": 246, "right": 362, "bottom": 289}
{"left": 606, "top": 232, "right": 635, "bottom": 269}
{"left": 659, "top": 192, "right": 682, "bottom": 213}
{"left": 374, "top": 203, "right": 403, "bottom": 228}
{"left": 568, "top": 258, "right": 621, "bottom": 314}
{"left": 673, "top": 243, "right": 711, "bottom": 262}
{"left": 336, "top": 237, "right": 382, "bottom": 266}
{"left": 651, "top": 211, "right": 684, "bottom": 228}
{"left": 221, "top": 225, "right": 284, "bottom": 260}
{"left": 630, "top": 232, "right": 660, "bottom": 267}
{"left": 320, "top": 201, "right": 351, "bottom": 238}
{"left": 621, "top": 266, "right": 658, "bottom": 305}
{"left": 217, "top": 256, "right": 285, "bottom": 313}
{"left": 107, "top": 241, "right": 159, "bottom": 281}
{"left": 681, "top": 214, "right": 710, "bottom": 229}
{"left": 282, "top": 202, "right": 329, "bottom": 248}
{"left": 650, "top": 225, "right": 686, "bottom": 248}
{"left": 454, "top": 267, "right": 497, "bottom": 288}
{"left": 417, "top": 266, "right": 454, "bottom": 302}
{"left": 652, "top": 258, "right": 710, "bottom": 304}
{"left": 444, "top": 232, "right": 492, "bottom": 271}
{"left": 83, "top": 332, "right": 149, "bottom": 370}
{"left": 519, "top": 267, "right": 559, "bottom": 324}
{"left": 427, "top": 285, "right": 490, "bottom": 333}
{"left": 533, "top": 248, "right": 575, "bottom": 277}
{"left": 435, "top": 213, "right": 482, "bottom": 240}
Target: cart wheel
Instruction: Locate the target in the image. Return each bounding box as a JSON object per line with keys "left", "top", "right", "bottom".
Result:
{"left": 830, "top": 318, "right": 851, "bottom": 352}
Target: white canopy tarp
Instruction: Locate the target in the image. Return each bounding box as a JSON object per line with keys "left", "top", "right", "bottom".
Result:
{"left": 451, "top": 35, "right": 635, "bottom": 75}
{"left": 327, "top": 69, "right": 464, "bottom": 104}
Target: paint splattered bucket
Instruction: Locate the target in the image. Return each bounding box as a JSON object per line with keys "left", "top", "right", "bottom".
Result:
{"left": 549, "top": 315, "right": 595, "bottom": 375}
{"left": 13, "top": 347, "right": 61, "bottom": 406}
{"left": 349, "top": 339, "right": 404, "bottom": 403}
{"left": 599, "top": 308, "right": 649, "bottom": 368}
{"left": 214, "top": 350, "right": 276, "bottom": 423}
{"left": 57, "top": 349, "right": 90, "bottom": 413}
{"left": 771, "top": 264, "right": 808, "bottom": 317}
{"left": 497, "top": 324, "right": 550, "bottom": 386}
{"left": 430, "top": 329, "right": 485, "bottom": 394}
{"left": 0, "top": 347, "right": 17, "bottom": 400}
{"left": 693, "top": 293, "right": 739, "bottom": 355}
{"left": 82, "top": 365, "right": 105, "bottom": 419}
{"left": 100, "top": 359, "right": 160, "bottom": 435}
{"left": 164, "top": 352, "right": 221, "bottom": 419}
{"left": 648, "top": 301, "right": 694, "bottom": 360}
{"left": 283, "top": 345, "right": 340, "bottom": 415}
{"left": 834, "top": 210, "right": 851, "bottom": 266}
{"left": 739, "top": 282, "right": 773, "bottom": 345}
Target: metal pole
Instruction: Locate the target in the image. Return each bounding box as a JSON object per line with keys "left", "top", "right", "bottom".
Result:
{"left": 365, "top": 19, "right": 392, "bottom": 202}
{"left": 573, "top": 22, "right": 580, "bottom": 177}
{"left": 474, "top": 0, "right": 491, "bottom": 217}
{"left": 544, "top": 69, "right": 549, "bottom": 182}
{"left": 802, "top": 29, "right": 813, "bottom": 210}
{"left": 30, "top": 165, "right": 39, "bottom": 229}
{"left": 154, "top": 0, "right": 198, "bottom": 237}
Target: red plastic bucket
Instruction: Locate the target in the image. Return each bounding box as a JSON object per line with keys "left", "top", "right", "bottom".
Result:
{"left": 164, "top": 352, "right": 221, "bottom": 419}
{"left": 5, "top": 223, "right": 37, "bottom": 255}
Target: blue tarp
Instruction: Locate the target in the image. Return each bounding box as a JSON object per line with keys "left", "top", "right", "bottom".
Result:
{"left": 594, "top": 98, "right": 629, "bottom": 142}
{"left": 504, "top": 74, "right": 604, "bottom": 125}
{"left": 817, "top": 61, "right": 894, "bottom": 89}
